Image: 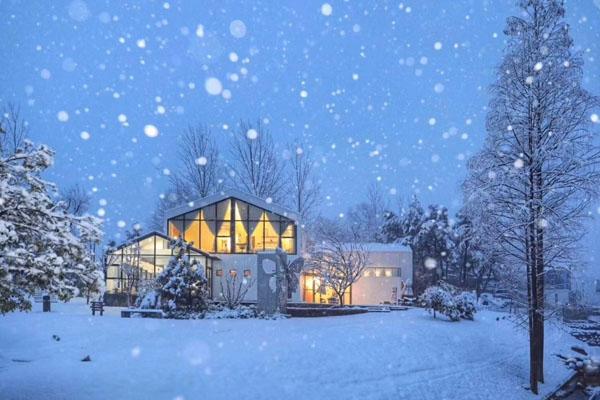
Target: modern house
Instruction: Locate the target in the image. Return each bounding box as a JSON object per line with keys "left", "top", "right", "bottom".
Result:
{"left": 104, "top": 189, "right": 413, "bottom": 306}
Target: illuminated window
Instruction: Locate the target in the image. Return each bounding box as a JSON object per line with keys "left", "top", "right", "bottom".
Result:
{"left": 281, "top": 219, "right": 296, "bottom": 254}
{"left": 167, "top": 197, "right": 297, "bottom": 255}
{"left": 200, "top": 220, "right": 216, "bottom": 253}
{"left": 385, "top": 269, "right": 393, "bottom": 277}
{"left": 168, "top": 219, "right": 184, "bottom": 239}
{"left": 184, "top": 219, "right": 200, "bottom": 248}
{"left": 229, "top": 269, "right": 238, "bottom": 278}
{"left": 264, "top": 212, "right": 280, "bottom": 251}
{"left": 363, "top": 269, "right": 371, "bottom": 277}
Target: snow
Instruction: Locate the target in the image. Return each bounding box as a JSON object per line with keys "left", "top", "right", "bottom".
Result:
{"left": 204, "top": 78, "right": 223, "bottom": 96}
{"left": 0, "top": 299, "right": 577, "bottom": 400}
{"left": 143, "top": 124, "right": 159, "bottom": 138}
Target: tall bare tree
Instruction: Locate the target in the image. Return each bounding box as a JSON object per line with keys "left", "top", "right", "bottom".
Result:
{"left": 228, "top": 120, "right": 287, "bottom": 203}
{"left": 287, "top": 143, "right": 320, "bottom": 223}
{"left": 150, "top": 124, "right": 222, "bottom": 230}
{"left": 347, "top": 183, "right": 389, "bottom": 242}
{"left": 463, "top": 0, "right": 600, "bottom": 393}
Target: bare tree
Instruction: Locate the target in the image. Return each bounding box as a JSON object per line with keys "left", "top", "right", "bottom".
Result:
{"left": 463, "top": 0, "right": 600, "bottom": 393}
{"left": 287, "top": 143, "right": 320, "bottom": 223}
{"left": 150, "top": 124, "right": 222, "bottom": 230}
{"left": 307, "top": 225, "right": 368, "bottom": 306}
{"left": 0, "top": 102, "right": 28, "bottom": 157}
{"left": 120, "top": 230, "right": 142, "bottom": 307}
{"left": 218, "top": 273, "right": 254, "bottom": 309}
{"left": 347, "top": 183, "right": 389, "bottom": 242}
{"left": 61, "top": 184, "right": 91, "bottom": 216}
{"left": 228, "top": 120, "right": 287, "bottom": 203}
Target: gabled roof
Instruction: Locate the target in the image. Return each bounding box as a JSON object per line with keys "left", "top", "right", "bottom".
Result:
{"left": 164, "top": 188, "right": 300, "bottom": 222}
{"left": 112, "top": 230, "right": 220, "bottom": 260}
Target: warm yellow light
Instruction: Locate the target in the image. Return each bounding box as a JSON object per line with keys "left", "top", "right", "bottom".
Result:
{"left": 385, "top": 269, "right": 393, "bottom": 277}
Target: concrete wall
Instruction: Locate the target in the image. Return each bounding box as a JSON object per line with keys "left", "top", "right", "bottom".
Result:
{"left": 351, "top": 250, "right": 413, "bottom": 305}
{"left": 212, "top": 253, "right": 302, "bottom": 303}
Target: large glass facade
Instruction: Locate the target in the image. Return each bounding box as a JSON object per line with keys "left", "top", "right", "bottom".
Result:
{"left": 167, "top": 198, "right": 297, "bottom": 255}
{"left": 105, "top": 233, "right": 215, "bottom": 298}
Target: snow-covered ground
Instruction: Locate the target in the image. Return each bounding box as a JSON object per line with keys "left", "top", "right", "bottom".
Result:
{"left": 0, "top": 298, "right": 578, "bottom": 400}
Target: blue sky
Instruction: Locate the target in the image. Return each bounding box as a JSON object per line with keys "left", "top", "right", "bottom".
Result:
{"left": 1, "top": 0, "right": 600, "bottom": 261}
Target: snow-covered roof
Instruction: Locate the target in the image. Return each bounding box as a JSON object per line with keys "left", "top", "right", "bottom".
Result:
{"left": 356, "top": 242, "right": 412, "bottom": 253}
{"left": 113, "top": 231, "right": 220, "bottom": 260}
{"left": 164, "top": 188, "right": 300, "bottom": 222}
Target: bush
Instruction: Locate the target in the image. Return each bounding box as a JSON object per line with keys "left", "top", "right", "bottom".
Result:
{"left": 455, "top": 292, "right": 476, "bottom": 320}
{"left": 421, "top": 282, "right": 476, "bottom": 322}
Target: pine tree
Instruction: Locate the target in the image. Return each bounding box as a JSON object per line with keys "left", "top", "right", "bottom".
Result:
{"left": 463, "top": 0, "right": 600, "bottom": 393}
{"left": 0, "top": 140, "right": 103, "bottom": 313}
{"left": 155, "top": 238, "right": 209, "bottom": 317}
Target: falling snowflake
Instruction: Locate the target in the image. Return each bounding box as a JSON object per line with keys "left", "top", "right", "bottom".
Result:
{"left": 144, "top": 124, "right": 159, "bottom": 138}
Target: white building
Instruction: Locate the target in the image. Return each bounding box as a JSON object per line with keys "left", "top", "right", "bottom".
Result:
{"left": 105, "top": 190, "right": 413, "bottom": 306}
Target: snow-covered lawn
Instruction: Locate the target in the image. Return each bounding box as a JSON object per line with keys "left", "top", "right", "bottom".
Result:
{"left": 0, "top": 299, "right": 578, "bottom": 400}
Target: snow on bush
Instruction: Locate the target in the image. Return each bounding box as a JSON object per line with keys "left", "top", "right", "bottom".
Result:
{"left": 205, "top": 303, "right": 257, "bottom": 319}
{"left": 421, "top": 282, "right": 476, "bottom": 322}
{"left": 455, "top": 291, "right": 477, "bottom": 320}
{"left": 155, "top": 238, "right": 209, "bottom": 318}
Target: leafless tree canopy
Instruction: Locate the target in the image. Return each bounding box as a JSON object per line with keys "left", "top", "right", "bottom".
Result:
{"left": 228, "top": 120, "right": 287, "bottom": 203}
{"left": 0, "top": 103, "right": 28, "bottom": 157}
{"left": 61, "top": 184, "right": 91, "bottom": 216}
{"left": 287, "top": 143, "right": 320, "bottom": 223}
{"left": 307, "top": 225, "right": 368, "bottom": 306}
{"left": 347, "top": 183, "right": 389, "bottom": 242}
{"left": 150, "top": 124, "right": 222, "bottom": 230}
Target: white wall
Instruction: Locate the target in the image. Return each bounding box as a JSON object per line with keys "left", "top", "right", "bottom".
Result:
{"left": 212, "top": 253, "right": 302, "bottom": 303}
{"left": 351, "top": 251, "right": 413, "bottom": 305}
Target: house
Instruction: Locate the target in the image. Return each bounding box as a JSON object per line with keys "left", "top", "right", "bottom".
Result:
{"left": 104, "top": 189, "right": 302, "bottom": 305}
{"left": 104, "top": 189, "right": 413, "bottom": 306}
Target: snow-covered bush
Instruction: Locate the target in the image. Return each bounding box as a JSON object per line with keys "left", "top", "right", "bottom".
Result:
{"left": 421, "top": 283, "right": 477, "bottom": 322}
{"left": 138, "top": 290, "right": 160, "bottom": 309}
{"left": 422, "top": 285, "right": 459, "bottom": 321}
{"left": 155, "top": 238, "right": 209, "bottom": 318}
{"left": 205, "top": 303, "right": 257, "bottom": 319}
{"left": 455, "top": 291, "right": 477, "bottom": 320}
{"left": 0, "top": 140, "right": 103, "bottom": 313}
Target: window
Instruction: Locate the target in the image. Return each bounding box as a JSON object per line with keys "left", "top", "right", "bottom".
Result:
{"left": 168, "top": 198, "right": 297, "bottom": 255}
{"left": 200, "top": 220, "right": 216, "bottom": 253}
{"left": 168, "top": 219, "right": 184, "bottom": 239}
{"left": 229, "top": 269, "right": 237, "bottom": 278}
{"left": 264, "top": 212, "right": 280, "bottom": 251}
{"left": 184, "top": 219, "right": 200, "bottom": 248}
{"left": 281, "top": 218, "right": 296, "bottom": 254}
{"left": 363, "top": 267, "right": 399, "bottom": 278}
{"left": 103, "top": 233, "right": 214, "bottom": 297}
{"left": 244, "top": 269, "right": 252, "bottom": 278}
{"left": 216, "top": 269, "right": 223, "bottom": 277}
